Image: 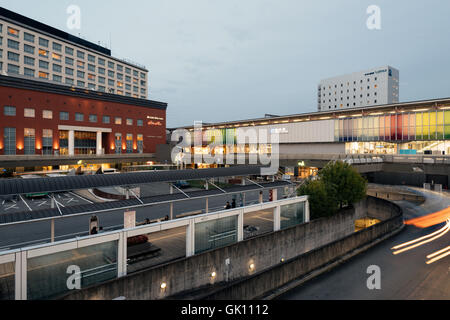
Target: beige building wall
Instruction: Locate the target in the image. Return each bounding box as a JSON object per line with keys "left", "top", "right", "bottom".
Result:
{"left": 0, "top": 19, "right": 148, "bottom": 99}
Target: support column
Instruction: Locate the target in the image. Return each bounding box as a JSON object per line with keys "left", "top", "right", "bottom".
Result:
{"left": 14, "top": 252, "right": 22, "bottom": 300}
{"left": 186, "top": 220, "right": 195, "bottom": 257}
{"left": 169, "top": 185, "right": 174, "bottom": 220}
{"left": 259, "top": 191, "right": 263, "bottom": 204}
{"left": 237, "top": 211, "right": 244, "bottom": 242}
{"left": 305, "top": 199, "right": 310, "bottom": 223}
{"left": 205, "top": 198, "right": 209, "bottom": 214}
{"left": 68, "top": 130, "right": 75, "bottom": 156}
{"left": 50, "top": 219, "right": 55, "bottom": 243}
{"left": 117, "top": 232, "right": 127, "bottom": 277}
{"left": 274, "top": 206, "right": 281, "bottom": 232}
{"left": 15, "top": 251, "right": 27, "bottom": 300}
{"left": 96, "top": 131, "right": 103, "bottom": 155}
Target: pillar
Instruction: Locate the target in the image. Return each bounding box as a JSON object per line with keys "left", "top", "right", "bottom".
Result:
{"left": 305, "top": 199, "right": 310, "bottom": 223}
{"left": 96, "top": 131, "right": 103, "bottom": 155}
{"left": 186, "top": 220, "right": 195, "bottom": 257}
{"left": 50, "top": 219, "right": 55, "bottom": 243}
{"left": 259, "top": 191, "right": 263, "bottom": 204}
{"left": 117, "top": 232, "right": 127, "bottom": 277}
{"left": 169, "top": 185, "right": 174, "bottom": 220}
{"left": 274, "top": 206, "right": 281, "bottom": 232}
{"left": 68, "top": 130, "right": 75, "bottom": 156}
{"left": 205, "top": 198, "right": 209, "bottom": 213}
{"left": 237, "top": 211, "right": 244, "bottom": 241}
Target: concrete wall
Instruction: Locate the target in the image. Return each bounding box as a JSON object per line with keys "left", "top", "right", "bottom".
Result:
{"left": 61, "top": 197, "right": 398, "bottom": 301}
{"left": 204, "top": 214, "right": 402, "bottom": 300}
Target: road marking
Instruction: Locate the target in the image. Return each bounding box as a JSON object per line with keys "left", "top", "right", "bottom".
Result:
{"left": 19, "top": 195, "right": 32, "bottom": 212}
{"left": 69, "top": 192, "right": 94, "bottom": 204}
{"left": 4, "top": 204, "right": 19, "bottom": 211}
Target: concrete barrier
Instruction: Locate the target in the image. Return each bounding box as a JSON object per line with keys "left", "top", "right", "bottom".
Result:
{"left": 60, "top": 196, "right": 401, "bottom": 300}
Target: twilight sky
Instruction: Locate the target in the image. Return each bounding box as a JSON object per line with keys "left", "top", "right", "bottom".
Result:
{"left": 2, "top": 0, "right": 450, "bottom": 127}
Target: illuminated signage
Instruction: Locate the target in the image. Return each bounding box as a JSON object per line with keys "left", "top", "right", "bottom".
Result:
{"left": 271, "top": 128, "right": 289, "bottom": 134}
{"left": 148, "top": 121, "right": 163, "bottom": 126}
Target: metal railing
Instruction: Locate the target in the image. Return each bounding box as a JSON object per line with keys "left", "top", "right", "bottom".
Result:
{"left": 0, "top": 196, "right": 309, "bottom": 300}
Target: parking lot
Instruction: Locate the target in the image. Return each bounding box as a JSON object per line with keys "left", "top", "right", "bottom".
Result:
{"left": 0, "top": 192, "right": 93, "bottom": 214}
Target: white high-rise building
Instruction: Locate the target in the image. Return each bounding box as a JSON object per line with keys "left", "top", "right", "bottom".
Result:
{"left": 318, "top": 66, "right": 399, "bottom": 112}
{"left": 0, "top": 7, "right": 149, "bottom": 99}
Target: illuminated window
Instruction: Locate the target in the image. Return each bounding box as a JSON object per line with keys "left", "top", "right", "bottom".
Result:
{"left": 52, "top": 53, "right": 62, "bottom": 61}
{"left": 43, "top": 110, "right": 53, "bottom": 119}
{"left": 24, "top": 128, "right": 36, "bottom": 155}
{"left": 88, "top": 74, "right": 95, "bottom": 81}
{"left": 126, "top": 118, "right": 133, "bottom": 126}
{"left": 126, "top": 134, "right": 133, "bottom": 153}
{"left": 24, "top": 108, "right": 35, "bottom": 118}
{"left": 39, "top": 71, "right": 49, "bottom": 79}
{"left": 7, "top": 27, "right": 19, "bottom": 37}
{"left": 115, "top": 117, "right": 122, "bottom": 125}
{"left": 117, "top": 81, "right": 123, "bottom": 88}
{"left": 39, "top": 49, "right": 48, "bottom": 58}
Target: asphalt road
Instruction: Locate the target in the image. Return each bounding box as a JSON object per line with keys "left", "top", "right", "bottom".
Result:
{"left": 0, "top": 186, "right": 287, "bottom": 251}
{"left": 279, "top": 187, "right": 450, "bottom": 300}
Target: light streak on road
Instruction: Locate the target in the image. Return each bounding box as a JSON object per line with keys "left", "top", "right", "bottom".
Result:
{"left": 405, "top": 206, "right": 450, "bottom": 229}
{"left": 392, "top": 219, "right": 450, "bottom": 255}
{"left": 426, "top": 246, "right": 450, "bottom": 265}
{"left": 392, "top": 220, "right": 450, "bottom": 250}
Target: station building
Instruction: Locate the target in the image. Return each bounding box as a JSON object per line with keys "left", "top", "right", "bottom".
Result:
{"left": 175, "top": 97, "right": 450, "bottom": 165}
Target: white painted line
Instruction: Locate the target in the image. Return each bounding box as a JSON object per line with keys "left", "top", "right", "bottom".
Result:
{"left": 19, "top": 195, "right": 32, "bottom": 212}
{"left": 37, "top": 201, "right": 48, "bottom": 207}
{"left": 5, "top": 205, "right": 19, "bottom": 211}
{"left": 69, "top": 191, "right": 94, "bottom": 204}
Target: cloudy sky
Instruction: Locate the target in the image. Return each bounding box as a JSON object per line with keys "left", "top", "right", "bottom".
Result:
{"left": 2, "top": 1, "right": 450, "bottom": 127}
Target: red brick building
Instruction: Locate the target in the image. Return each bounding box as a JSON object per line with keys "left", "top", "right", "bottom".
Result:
{"left": 0, "top": 75, "right": 167, "bottom": 157}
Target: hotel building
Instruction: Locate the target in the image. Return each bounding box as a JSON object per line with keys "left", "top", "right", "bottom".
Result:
{"left": 0, "top": 7, "right": 149, "bottom": 99}
{"left": 318, "top": 66, "right": 399, "bottom": 112}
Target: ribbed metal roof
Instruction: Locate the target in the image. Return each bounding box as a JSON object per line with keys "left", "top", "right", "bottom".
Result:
{"left": 0, "top": 181, "right": 290, "bottom": 225}
{"left": 0, "top": 166, "right": 263, "bottom": 196}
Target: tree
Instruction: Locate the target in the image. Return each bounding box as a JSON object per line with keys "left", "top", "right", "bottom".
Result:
{"left": 319, "top": 161, "right": 367, "bottom": 209}
{"left": 298, "top": 161, "right": 367, "bottom": 219}
{"left": 298, "top": 179, "right": 338, "bottom": 219}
